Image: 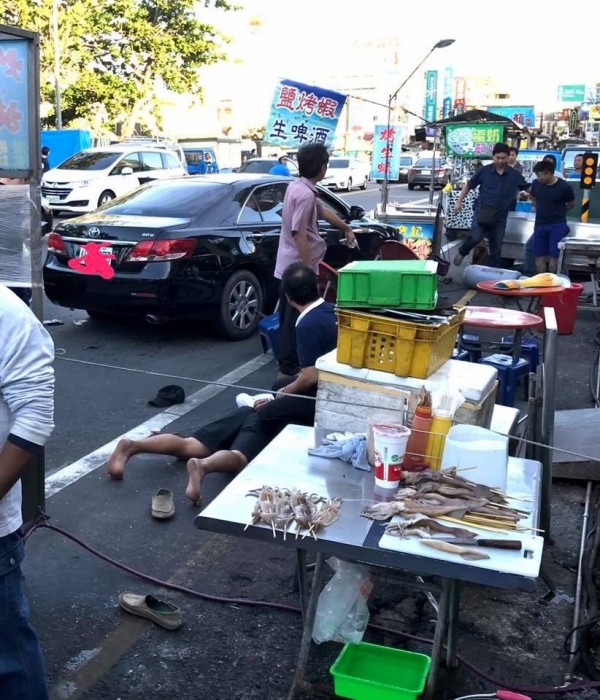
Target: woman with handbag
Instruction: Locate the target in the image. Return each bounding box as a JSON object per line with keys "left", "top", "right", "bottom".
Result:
{"left": 453, "top": 142, "right": 530, "bottom": 268}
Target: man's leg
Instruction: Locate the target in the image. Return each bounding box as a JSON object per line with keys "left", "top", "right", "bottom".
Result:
{"left": 454, "top": 218, "right": 485, "bottom": 264}
{"left": 548, "top": 222, "right": 569, "bottom": 274}
{"left": 277, "top": 282, "right": 300, "bottom": 377}
{"left": 185, "top": 410, "right": 266, "bottom": 504}
{"left": 524, "top": 234, "right": 535, "bottom": 275}
{"left": 0, "top": 533, "right": 49, "bottom": 700}
{"left": 107, "top": 434, "right": 210, "bottom": 479}
{"left": 487, "top": 216, "right": 508, "bottom": 268}
{"left": 107, "top": 407, "right": 257, "bottom": 479}
{"left": 533, "top": 224, "right": 550, "bottom": 274}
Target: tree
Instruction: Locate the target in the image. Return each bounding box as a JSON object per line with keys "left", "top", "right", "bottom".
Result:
{"left": 0, "top": 0, "right": 235, "bottom": 134}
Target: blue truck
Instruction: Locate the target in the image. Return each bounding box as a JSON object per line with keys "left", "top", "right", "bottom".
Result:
{"left": 40, "top": 129, "right": 92, "bottom": 169}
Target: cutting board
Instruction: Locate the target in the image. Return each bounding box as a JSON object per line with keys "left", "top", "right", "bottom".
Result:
{"left": 378, "top": 516, "right": 543, "bottom": 578}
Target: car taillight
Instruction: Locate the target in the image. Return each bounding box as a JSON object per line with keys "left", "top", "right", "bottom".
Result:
{"left": 435, "top": 168, "right": 444, "bottom": 173}
{"left": 125, "top": 238, "right": 196, "bottom": 263}
{"left": 47, "top": 232, "right": 66, "bottom": 254}
{"left": 408, "top": 168, "right": 416, "bottom": 174}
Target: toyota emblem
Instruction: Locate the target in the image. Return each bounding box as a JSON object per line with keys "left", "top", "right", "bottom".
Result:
{"left": 88, "top": 226, "right": 101, "bottom": 237}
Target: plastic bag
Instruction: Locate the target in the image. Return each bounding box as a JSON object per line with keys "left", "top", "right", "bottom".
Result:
{"left": 312, "top": 557, "right": 374, "bottom": 644}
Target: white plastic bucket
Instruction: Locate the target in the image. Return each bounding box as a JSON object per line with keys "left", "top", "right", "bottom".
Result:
{"left": 372, "top": 424, "right": 411, "bottom": 489}
{"left": 440, "top": 424, "right": 509, "bottom": 490}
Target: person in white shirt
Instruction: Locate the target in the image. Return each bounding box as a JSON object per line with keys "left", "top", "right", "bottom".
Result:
{"left": 0, "top": 284, "right": 55, "bottom": 698}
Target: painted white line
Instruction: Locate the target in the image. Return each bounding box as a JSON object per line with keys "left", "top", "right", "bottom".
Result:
{"left": 45, "top": 353, "right": 274, "bottom": 498}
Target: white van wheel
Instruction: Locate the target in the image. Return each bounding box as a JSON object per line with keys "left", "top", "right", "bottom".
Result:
{"left": 98, "top": 190, "right": 115, "bottom": 207}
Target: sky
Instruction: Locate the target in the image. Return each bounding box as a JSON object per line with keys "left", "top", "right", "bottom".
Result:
{"left": 200, "top": 0, "right": 597, "bottom": 123}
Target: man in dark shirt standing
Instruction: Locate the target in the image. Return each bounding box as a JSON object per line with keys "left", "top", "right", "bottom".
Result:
{"left": 453, "top": 142, "right": 530, "bottom": 268}
{"left": 530, "top": 160, "right": 575, "bottom": 273}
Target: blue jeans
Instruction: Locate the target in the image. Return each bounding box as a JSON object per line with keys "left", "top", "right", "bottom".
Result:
{"left": 0, "top": 531, "right": 48, "bottom": 700}
{"left": 458, "top": 212, "right": 509, "bottom": 268}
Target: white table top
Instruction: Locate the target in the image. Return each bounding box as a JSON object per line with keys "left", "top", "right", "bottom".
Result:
{"left": 196, "top": 425, "right": 543, "bottom": 591}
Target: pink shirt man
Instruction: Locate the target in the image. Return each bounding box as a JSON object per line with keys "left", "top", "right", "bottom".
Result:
{"left": 274, "top": 177, "right": 327, "bottom": 279}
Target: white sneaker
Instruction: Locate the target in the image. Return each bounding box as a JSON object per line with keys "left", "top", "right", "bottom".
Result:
{"left": 235, "top": 393, "right": 274, "bottom": 408}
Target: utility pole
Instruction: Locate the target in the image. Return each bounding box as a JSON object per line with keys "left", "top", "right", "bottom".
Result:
{"left": 52, "top": 0, "right": 62, "bottom": 128}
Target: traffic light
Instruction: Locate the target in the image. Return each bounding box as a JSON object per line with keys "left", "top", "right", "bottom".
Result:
{"left": 580, "top": 152, "right": 598, "bottom": 189}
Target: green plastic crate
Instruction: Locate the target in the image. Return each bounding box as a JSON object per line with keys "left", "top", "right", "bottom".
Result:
{"left": 330, "top": 642, "right": 431, "bottom": 700}
{"left": 336, "top": 260, "right": 438, "bottom": 310}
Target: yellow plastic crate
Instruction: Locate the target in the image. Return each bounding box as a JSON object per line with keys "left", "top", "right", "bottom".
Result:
{"left": 336, "top": 308, "right": 465, "bottom": 379}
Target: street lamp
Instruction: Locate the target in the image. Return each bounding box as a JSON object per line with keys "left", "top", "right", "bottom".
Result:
{"left": 380, "top": 38, "right": 455, "bottom": 211}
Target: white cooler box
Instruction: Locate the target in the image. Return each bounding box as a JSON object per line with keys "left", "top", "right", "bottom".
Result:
{"left": 315, "top": 351, "right": 498, "bottom": 435}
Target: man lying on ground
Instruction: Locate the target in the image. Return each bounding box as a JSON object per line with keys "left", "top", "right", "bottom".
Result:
{"left": 106, "top": 262, "right": 337, "bottom": 504}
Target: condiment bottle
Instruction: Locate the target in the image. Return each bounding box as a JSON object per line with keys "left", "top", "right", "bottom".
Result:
{"left": 404, "top": 404, "right": 433, "bottom": 469}
{"left": 425, "top": 410, "right": 452, "bottom": 470}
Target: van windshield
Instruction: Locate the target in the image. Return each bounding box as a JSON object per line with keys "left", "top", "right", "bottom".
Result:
{"left": 329, "top": 159, "right": 350, "bottom": 168}
{"left": 58, "top": 151, "right": 122, "bottom": 171}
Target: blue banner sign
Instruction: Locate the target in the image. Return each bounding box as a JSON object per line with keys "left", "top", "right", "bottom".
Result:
{"left": 370, "top": 124, "right": 402, "bottom": 181}
{"left": 264, "top": 79, "right": 346, "bottom": 149}
{"left": 424, "top": 70, "right": 438, "bottom": 123}
{"left": 487, "top": 105, "right": 536, "bottom": 128}
{"left": 0, "top": 40, "right": 29, "bottom": 171}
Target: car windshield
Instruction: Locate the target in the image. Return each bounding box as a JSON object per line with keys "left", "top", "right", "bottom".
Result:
{"left": 240, "top": 161, "right": 272, "bottom": 173}
{"left": 99, "top": 181, "right": 228, "bottom": 217}
{"left": 329, "top": 159, "right": 350, "bottom": 168}
{"left": 415, "top": 159, "right": 438, "bottom": 167}
{"left": 57, "top": 151, "right": 123, "bottom": 171}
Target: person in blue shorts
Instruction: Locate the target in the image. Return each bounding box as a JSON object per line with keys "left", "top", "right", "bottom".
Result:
{"left": 530, "top": 160, "right": 575, "bottom": 273}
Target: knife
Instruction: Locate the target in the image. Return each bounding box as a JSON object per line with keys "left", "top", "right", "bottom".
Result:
{"left": 432, "top": 537, "right": 522, "bottom": 550}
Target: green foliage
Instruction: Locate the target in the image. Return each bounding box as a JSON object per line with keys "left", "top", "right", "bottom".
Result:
{"left": 0, "top": 0, "right": 233, "bottom": 133}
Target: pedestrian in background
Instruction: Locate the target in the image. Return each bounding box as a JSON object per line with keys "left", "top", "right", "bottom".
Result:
{"left": 453, "top": 142, "right": 530, "bottom": 268}
{"left": 269, "top": 155, "right": 292, "bottom": 176}
{"left": 530, "top": 159, "right": 575, "bottom": 273}
{"left": 274, "top": 142, "right": 356, "bottom": 377}
{"left": 41, "top": 146, "right": 51, "bottom": 173}
{"left": 567, "top": 153, "right": 584, "bottom": 180}
{"left": 508, "top": 146, "right": 524, "bottom": 174}
{"left": 0, "top": 283, "right": 55, "bottom": 699}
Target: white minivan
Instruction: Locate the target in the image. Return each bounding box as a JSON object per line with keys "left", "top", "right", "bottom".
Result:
{"left": 41, "top": 145, "right": 187, "bottom": 214}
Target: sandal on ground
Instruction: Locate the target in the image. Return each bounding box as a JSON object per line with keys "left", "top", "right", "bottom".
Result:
{"left": 118, "top": 593, "right": 183, "bottom": 630}
{"left": 151, "top": 488, "right": 175, "bottom": 520}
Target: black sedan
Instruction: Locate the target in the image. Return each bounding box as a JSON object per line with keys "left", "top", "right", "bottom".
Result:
{"left": 44, "top": 174, "right": 397, "bottom": 340}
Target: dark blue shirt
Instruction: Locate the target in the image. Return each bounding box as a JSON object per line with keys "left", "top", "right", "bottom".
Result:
{"left": 296, "top": 301, "right": 337, "bottom": 368}
{"left": 468, "top": 163, "right": 529, "bottom": 212}
{"left": 530, "top": 178, "right": 575, "bottom": 224}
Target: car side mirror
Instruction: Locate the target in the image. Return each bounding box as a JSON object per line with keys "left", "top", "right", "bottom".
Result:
{"left": 349, "top": 205, "right": 365, "bottom": 220}
{"left": 121, "top": 166, "right": 133, "bottom": 175}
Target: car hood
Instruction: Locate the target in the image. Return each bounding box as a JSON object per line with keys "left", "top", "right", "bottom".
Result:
{"left": 43, "top": 168, "right": 106, "bottom": 183}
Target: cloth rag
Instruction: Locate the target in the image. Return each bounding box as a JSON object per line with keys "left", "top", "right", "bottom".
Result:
{"left": 308, "top": 434, "right": 370, "bottom": 471}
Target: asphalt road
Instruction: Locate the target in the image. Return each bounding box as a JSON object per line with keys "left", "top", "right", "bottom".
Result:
{"left": 26, "top": 182, "right": 439, "bottom": 700}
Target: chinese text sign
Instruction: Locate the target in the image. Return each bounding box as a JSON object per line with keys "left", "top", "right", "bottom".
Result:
{"left": 445, "top": 124, "right": 505, "bottom": 158}
{"left": 370, "top": 124, "right": 402, "bottom": 181}
{"left": 264, "top": 79, "right": 346, "bottom": 149}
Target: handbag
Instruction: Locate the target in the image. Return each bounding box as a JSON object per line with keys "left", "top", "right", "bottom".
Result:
{"left": 477, "top": 204, "right": 499, "bottom": 228}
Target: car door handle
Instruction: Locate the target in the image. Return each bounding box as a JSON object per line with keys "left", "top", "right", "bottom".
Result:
{"left": 246, "top": 232, "right": 264, "bottom": 242}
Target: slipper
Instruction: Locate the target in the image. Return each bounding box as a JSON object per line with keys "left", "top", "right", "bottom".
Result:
{"left": 152, "top": 488, "right": 175, "bottom": 520}
{"left": 118, "top": 593, "right": 183, "bottom": 630}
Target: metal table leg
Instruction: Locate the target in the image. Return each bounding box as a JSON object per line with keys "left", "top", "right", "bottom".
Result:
{"left": 295, "top": 549, "right": 308, "bottom": 620}
{"left": 445, "top": 579, "right": 461, "bottom": 668}
{"left": 424, "top": 577, "right": 451, "bottom": 700}
{"left": 287, "top": 552, "right": 324, "bottom": 700}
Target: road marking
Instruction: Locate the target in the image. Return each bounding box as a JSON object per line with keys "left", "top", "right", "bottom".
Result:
{"left": 45, "top": 353, "right": 273, "bottom": 498}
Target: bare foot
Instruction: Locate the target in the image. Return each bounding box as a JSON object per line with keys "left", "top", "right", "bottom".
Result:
{"left": 107, "top": 438, "right": 134, "bottom": 480}
{"left": 186, "top": 458, "right": 206, "bottom": 506}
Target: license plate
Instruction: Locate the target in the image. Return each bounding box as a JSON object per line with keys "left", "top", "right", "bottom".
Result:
{"left": 46, "top": 195, "right": 60, "bottom": 202}
{"left": 421, "top": 169, "right": 431, "bottom": 175}
{"left": 78, "top": 245, "right": 113, "bottom": 260}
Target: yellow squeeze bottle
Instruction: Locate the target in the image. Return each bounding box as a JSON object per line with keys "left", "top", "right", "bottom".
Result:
{"left": 425, "top": 410, "right": 452, "bottom": 470}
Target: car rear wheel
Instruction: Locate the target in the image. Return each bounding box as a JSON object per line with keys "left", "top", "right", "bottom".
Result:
{"left": 216, "top": 269, "right": 264, "bottom": 340}
{"left": 346, "top": 177, "right": 352, "bottom": 192}
{"left": 360, "top": 176, "right": 368, "bottom": 190}
{"left": 98, "top": 190, "right": 115, "bottom": 207}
